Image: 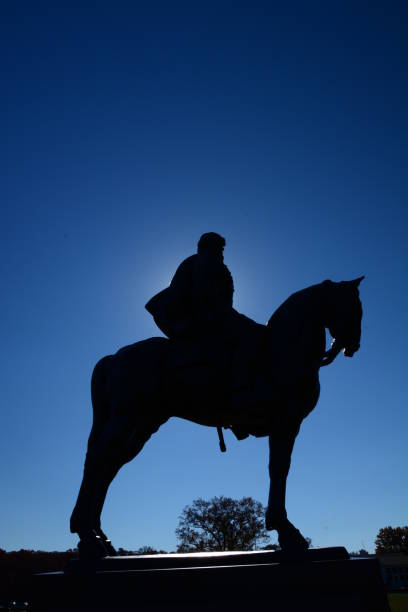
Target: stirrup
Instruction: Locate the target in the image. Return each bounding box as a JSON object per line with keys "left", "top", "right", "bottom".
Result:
{"left": 217, "top": 426, "right": 226, "bottom": 452}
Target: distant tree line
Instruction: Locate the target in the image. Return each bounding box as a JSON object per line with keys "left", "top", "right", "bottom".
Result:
{"left": 0, "top": 548, "right": 79, "bottom": 602}
{"left": 375, "top": 526, "right": 408, "bottom": 554}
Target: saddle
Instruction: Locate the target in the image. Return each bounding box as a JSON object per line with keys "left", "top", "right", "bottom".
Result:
{"left": 164, "top": 334, "right": 279, "bottom": 447}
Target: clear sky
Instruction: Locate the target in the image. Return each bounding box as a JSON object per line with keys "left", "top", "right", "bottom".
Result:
{"left": 1, "top": 2, "right": 407, "bottom": 554}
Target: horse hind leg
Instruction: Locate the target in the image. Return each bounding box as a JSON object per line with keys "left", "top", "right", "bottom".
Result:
{"left": 70, "top": 416, "right": 142, "bottom": 558}
{"left": 71, "top": 410, "right": 168, "bottom": 559}
{"left": 70, "top": 357, "right": 115, "bottom": 555}
{"left": 89, "top": 418, "right": 164, "bottom": 533}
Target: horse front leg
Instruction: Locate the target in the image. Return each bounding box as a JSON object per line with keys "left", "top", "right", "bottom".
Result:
{"left": 266, "top": 426, "right": 309, "bottom": 551}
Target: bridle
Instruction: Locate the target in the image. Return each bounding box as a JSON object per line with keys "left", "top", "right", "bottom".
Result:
{"left": 320, "top": 277, "right": 364, "bottom": 367}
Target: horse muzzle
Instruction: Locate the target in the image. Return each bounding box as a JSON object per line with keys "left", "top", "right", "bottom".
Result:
{"left": 343, "top": 343, "right": 360, "bottom": 358}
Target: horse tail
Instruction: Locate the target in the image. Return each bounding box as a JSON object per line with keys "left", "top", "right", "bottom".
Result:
{"left": 91, "top": 355, "right": 113, "bottom": 425}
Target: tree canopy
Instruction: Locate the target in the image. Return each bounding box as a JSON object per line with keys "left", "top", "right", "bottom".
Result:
{"left": 375, "top": 526, "right": 408, "bottom": 554}
{"left": 176, "top": 496, "right": 270, "bottom": 552}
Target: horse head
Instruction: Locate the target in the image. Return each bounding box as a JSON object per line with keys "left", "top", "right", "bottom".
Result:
{"left": 322, "top": 276, "right": 364, "bottom": 365}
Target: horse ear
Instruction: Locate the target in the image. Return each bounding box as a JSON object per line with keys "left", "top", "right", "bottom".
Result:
{"left": 351, "top": 275, "right": 365, "bottom": 286}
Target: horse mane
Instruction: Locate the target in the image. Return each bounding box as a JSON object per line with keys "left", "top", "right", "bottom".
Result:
{"left": 266, "top": 280, "right": 331, "bottom": 330}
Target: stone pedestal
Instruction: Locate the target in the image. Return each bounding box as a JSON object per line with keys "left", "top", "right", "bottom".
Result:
{"left": 29, "top": 548, "right": 390, "bottom": 611}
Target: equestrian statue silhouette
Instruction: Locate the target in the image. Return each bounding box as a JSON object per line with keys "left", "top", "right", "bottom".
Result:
{"left": 70, "top": 233, "right": 364, "bottom": 558}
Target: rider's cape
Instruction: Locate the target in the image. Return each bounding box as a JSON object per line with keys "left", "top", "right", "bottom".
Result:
{"left": 145, "top": 254, "right": 196, "bottom": 338}
{"left": 145, "top": 286, "right": 185, "bottom": 338}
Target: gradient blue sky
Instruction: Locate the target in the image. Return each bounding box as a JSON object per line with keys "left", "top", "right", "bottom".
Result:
{"left": 2, "top": 2, "right": 407, "bottom": 553}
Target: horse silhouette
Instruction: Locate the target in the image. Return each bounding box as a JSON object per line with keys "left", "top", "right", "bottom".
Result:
{"left": 70, "top": 277, "right": 363, "bottom": 558}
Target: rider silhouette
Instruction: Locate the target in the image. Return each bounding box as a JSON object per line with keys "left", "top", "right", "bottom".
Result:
{"left": 146, "top": 233, "right": 266, "bottom": 425}
{"left": 145, "top": 232, "right": 234, "bottom": 341}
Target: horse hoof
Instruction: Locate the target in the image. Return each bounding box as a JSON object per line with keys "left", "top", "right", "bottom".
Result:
{"left": 96, "top": 528, "right": 117, "bottom": 556}
{"left": 102, "top": 539, "right": 116, "bottom": 556}
{"left": 77, "top": 530, "right": 112, "bottom": 560}
{"left": 278, "top": 520, "right": 309, "bottom": 552}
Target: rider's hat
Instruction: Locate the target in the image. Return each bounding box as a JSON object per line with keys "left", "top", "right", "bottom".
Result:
{"left": 197, "top": 232, "right": 226, "bottom": 253}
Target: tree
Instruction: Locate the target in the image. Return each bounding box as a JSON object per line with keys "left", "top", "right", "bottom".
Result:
{"left": 375, "top": 526, "right": 408, "bottom": 554}
{"left": 176, "top": 496, "right": 270, "bottom": 552}
{"left": 134, "top": 546, "right": 167, "bottom": 555}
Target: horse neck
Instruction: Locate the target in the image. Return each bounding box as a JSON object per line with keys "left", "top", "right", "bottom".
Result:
{"left": 293, "top": 284, "right": 327, "bottom": 357}
{"left": 267, "top": 282, "right": 327, "bottom": 369}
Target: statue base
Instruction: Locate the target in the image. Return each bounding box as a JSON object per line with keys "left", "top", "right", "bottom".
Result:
{"left": 29, "top": 548, "right": 389, "bottom": 611}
